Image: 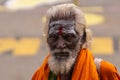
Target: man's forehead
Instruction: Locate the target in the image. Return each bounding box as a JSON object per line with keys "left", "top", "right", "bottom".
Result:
{"left": 48, "top": 20, "right": 76, "bottom": 35}
{"left": 49, "top": 20, "right": 75, "bottom": 28}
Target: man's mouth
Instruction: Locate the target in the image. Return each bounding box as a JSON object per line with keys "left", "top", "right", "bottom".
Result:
{"left": 54, "top": 52, "right": 70, "bottom": 60}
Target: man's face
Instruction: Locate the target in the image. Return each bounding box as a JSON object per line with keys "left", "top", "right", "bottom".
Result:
{"left": 47, "top": 20, "right": 80, "bottom": 61}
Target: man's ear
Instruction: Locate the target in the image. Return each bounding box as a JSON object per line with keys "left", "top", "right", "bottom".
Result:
{"left": 82, "top": 28, "right": 92, "bottom": 48}
{"left": 81, "top": 31, "right": 86, "bottom": 43}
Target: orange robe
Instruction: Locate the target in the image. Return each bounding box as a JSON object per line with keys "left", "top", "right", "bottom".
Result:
{"left": 100, "top": 61, "right": 120, "bottom": 80}
{"left": 32, "top": 48, "right": 120, "bottom": 80}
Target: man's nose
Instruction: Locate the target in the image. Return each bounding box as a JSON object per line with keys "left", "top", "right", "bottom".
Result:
{"left": 56, "top": 39, "right": 66, "bottom": 49}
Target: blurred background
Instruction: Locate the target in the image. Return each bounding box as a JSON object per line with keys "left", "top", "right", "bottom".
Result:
{"left": 0, "top": 0, "right": 120, "bottom": 80}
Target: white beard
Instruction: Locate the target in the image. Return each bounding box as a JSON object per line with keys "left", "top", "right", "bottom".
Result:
{"left": 48, "top": 52, "right": 76, "bottom": 75}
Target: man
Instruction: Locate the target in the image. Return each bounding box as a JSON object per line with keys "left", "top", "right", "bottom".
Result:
{"left": 32, "top": 4, "right": 120, "bottom": 80}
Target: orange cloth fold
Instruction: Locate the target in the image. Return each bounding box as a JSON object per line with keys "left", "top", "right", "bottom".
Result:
{"left": 71, "top": 48, "right": 99, "bottom": 80}
{"left": 100, "top": 61, "right": 120, "bottom": 80}
{"left": 32, "top": 55, "right": 50, "bottom": 80}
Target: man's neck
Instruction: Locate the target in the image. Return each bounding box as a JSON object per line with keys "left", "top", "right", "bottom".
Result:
{"left": 59, "top": 66, "right": 74, "bottom": 80}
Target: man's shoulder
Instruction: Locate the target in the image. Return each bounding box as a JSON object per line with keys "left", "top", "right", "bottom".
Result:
{"left": 94, "top": 58, "right": 117, "bottom": 74}
{"left": 94, "top": 58, "right": 120, "bottom": 80}
{"left": 100, "top": 60, "right": 118, "bottom": 74}
{"left": 94, "top": 58, "right": 120, "bottom": 79}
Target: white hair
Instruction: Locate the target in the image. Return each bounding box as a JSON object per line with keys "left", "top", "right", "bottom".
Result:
{"left": 44, "top": 3, "right": 92, "bottom": 48}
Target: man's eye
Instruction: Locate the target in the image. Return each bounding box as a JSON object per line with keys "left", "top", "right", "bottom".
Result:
{"left": 49, "top": 35, "right": 58, "bottom": 41}
{"left": 63, "top": 34, "right": 76, "bottom": 41}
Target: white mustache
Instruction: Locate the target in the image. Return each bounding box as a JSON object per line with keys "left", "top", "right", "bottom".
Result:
{"left": 51, "top": 49, "right": 72, "bottom": 54}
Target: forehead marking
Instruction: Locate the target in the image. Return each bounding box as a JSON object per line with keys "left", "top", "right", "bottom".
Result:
{"left": 59, "top": 26, "right": 63, "bottom": 35}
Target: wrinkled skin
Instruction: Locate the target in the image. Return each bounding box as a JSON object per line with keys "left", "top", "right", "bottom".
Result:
{"left": 47, "top": 32, "right": 80, "bottom": 58}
